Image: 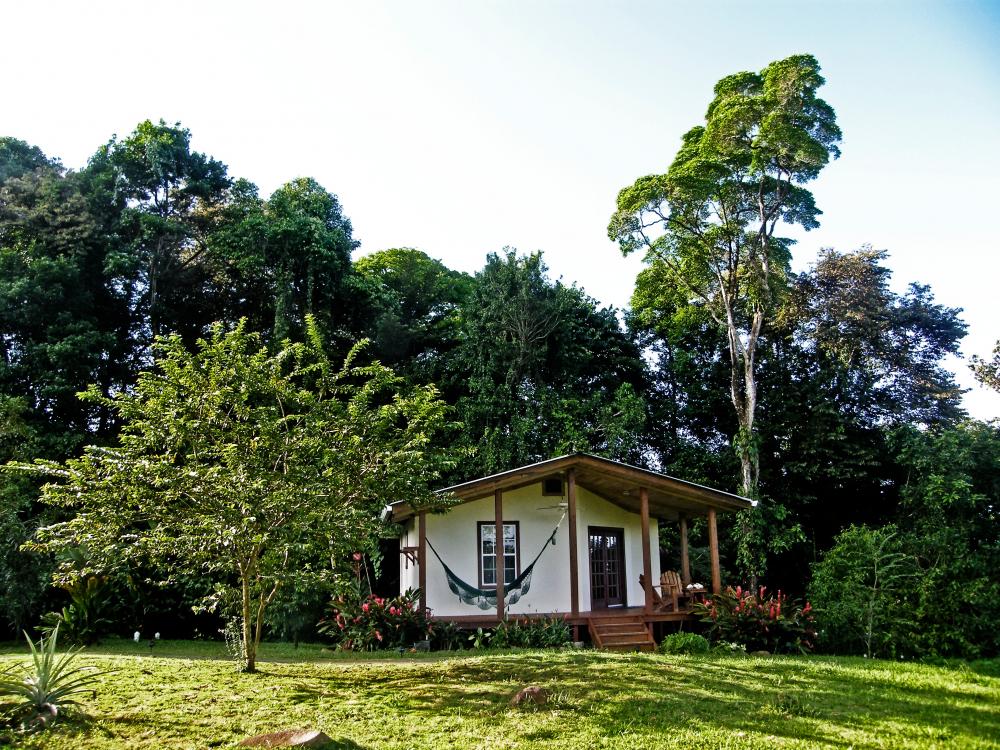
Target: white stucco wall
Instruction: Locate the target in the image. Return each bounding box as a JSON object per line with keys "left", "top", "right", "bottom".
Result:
{"left": 399, "top": 481, "right": 660, "bottom": 616}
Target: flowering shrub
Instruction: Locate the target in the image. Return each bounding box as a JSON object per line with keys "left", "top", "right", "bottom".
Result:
{"left": 319, "top": 589, "right": 431, "bottom": 651}
{"left": 692, "top": 586, "right": 816, "bottom": 654}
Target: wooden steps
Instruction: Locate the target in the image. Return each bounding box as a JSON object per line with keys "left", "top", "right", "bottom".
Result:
{"left": 588, "top": 615, "right": 656, "bottom": 652}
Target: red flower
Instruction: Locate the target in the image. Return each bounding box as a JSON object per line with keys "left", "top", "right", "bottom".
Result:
{"left": 362, "top": 603, "right": 370, "bottom": 613}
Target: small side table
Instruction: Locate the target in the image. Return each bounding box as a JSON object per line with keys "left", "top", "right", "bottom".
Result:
{"left": 685, "top": 588, "right": 708, "bottom": 605}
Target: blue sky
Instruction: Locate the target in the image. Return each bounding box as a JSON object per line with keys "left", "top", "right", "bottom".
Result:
{"left": 5, "top": 0, "right": 999, "bottom": 417}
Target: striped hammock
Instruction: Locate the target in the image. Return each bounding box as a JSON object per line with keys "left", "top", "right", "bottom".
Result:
{"left": 425, "top": 515, "right": 564, "bottom": 610}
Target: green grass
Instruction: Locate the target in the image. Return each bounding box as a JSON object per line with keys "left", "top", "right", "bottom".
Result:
{"left": 1, "top": 639, "right": 998, "bottom": 749}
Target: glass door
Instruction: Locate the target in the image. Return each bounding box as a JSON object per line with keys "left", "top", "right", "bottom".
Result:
{"left": 588, "top": 527, "right": 626, "bottom": 608}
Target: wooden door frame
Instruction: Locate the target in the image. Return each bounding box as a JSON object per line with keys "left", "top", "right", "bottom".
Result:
{"left": 587, "top": 526, "right": 627, "bottom": 609}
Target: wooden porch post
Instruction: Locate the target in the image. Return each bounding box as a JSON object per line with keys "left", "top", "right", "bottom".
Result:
{"left": 495, "top": 489, "right": 504, "bottom": 622}
{"left": 567, "top": 469, "right": 579, "bottom": 617}
{"left": 640, "top": 487, "right": 652, "bottom": 616}
{"left": 679, "top": 516, "right": 691, "bottom": 586}
{"left": 707, "top": 508, "right": 721, "bottom": 594}
{"left": 418, "top": 512, "right": 427, "bottom": 612}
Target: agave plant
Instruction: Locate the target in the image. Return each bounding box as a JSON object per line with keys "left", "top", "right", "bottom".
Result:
{"left": 0, "top": 623, "right": 102, "bottom": 733}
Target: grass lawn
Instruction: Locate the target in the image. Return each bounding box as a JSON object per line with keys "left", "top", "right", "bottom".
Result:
{"left": 1, "top": 639, "right": 998, "bottom": 749}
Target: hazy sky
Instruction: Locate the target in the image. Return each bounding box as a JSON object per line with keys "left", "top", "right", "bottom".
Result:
{"left": 5, "top": 0, "right": 999, "bottom": 418}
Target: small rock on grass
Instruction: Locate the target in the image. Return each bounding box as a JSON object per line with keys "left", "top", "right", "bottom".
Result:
{"left": 238, "top": 729, "right": 334, "bottom": 748}
{"left": 510, "top": 685, "right": 548, "bottom": 707}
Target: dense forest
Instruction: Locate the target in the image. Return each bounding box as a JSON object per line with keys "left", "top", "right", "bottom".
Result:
{"left": 2, "top": 97, "right": 997, "bottom": 656}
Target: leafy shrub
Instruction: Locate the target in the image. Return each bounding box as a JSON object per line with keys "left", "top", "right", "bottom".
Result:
{"left": 659, "top": 632, "right": 710, "bottom": 655}
{"left": 807, "top": 525, "right": 917, "bottom": 658}
{"left": 430, "top": 620, "right": 464, "bottom": 651}
{"left": 477, "top": 617, "right": 572, "bottom": 649}
{"left": 693, "top": 586, "right": 816, "bottom": 654}
{"left": 0, "top": 624, "right": 102, "bottom": 733}
{"left": 39, "top": 549, "right": 115, "bottom": 646}
{"left": 319, "top": 589, "right": 431, "bottom": 650}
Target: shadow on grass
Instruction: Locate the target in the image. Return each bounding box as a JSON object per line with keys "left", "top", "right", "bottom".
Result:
{"left": 278, "top": 652, "right": 1000, "bottom": 747}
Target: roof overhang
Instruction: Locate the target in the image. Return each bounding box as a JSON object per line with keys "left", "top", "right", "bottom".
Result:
{"left": 390, "top": 452, "right": 751, "bottom": 523}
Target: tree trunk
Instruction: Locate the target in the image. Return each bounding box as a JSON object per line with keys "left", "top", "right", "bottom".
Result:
{"left": 241, "top": 574, "right": 256, "bottom": 673}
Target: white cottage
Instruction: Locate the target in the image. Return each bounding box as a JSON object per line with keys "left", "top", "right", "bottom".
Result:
{"left": 389, "top": 453, "right": 751, "bottom": 647}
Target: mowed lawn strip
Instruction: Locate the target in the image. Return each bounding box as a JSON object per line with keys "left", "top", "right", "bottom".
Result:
{"left": 0, "top": 641, "right": 997, "bottom": 749}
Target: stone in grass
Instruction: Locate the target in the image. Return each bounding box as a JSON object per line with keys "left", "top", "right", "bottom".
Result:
{"left": 510, "top": 685, "right": 548, "bottom": 707}
{"left": 238, "top": 729, "right": 335, "bottom": 748}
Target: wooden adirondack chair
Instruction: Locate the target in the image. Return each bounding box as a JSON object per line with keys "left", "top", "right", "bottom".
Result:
{"left": 639, "top": 572, "right": 679, "bottom": 612}
{"left": 660, "top": 570, "right": 685, "bottom": 605}
{"left": 640, "top": 570, "right": 704, "bottom": 612}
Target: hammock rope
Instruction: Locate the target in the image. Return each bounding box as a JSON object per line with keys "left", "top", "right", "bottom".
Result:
{"left": 425, "top": 512, "right": 566, "bottom": 610}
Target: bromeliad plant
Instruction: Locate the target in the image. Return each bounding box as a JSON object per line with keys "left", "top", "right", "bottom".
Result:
{"left": 319, "top": 589, "right": 432, "bottom": 651}
{"left": 0, "top": 624, "right": 103, "bottom": 733}
{"left": 693, "top": 586, "right": 816, "bottom": 654}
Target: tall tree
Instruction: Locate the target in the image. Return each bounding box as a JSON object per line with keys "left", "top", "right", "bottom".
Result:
{"left": 754, "top": 247, "right": 966, "bottom": 589}
{"left": 971, "top": 340, "right": 1000, "bottom": 393}
{"left": 609, "top": 54, "right": 842, "bottom": 577}
{"left": 97, "top": 119, "right": 231, "bottom": 346}
{"left": 208, "top": 178, "right": 363, "bottom": 347}
{"left": 454, "top": 250, "right": 647, "bottom": 476}
{"left": 0, "top": 137, "right": 58, "bottom": 183}
{"left": 11, "top": 321, "right": 457, "bottom": 671}
{"left": 354, "top": 248, "right": 473, "bottom": 384}
{"left": 782, "top": 247, "right": 966, "bottom": 426}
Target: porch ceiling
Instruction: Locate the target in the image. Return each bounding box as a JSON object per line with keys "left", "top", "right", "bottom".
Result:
{"left": 391, "top": 452, "right": 751, "bottom": 522}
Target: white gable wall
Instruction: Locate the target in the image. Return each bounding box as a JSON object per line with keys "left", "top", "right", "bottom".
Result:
{"left": 400, "top": 481, "right": 661, "bottom": 617}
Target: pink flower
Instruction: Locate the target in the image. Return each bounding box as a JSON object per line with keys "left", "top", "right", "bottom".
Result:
{"left": 375, "top": 630, "right": 383, "bottom": 642}
{"left": 362, "top": 603, "right": 370, "bottom": 613}
{"left": 352, "top": 552, "right": 363, "bottom": 561}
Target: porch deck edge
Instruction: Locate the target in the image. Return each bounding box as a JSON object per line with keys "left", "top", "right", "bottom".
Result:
{"left": 428, "top": 609, "right": 695, "bottom": 627}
